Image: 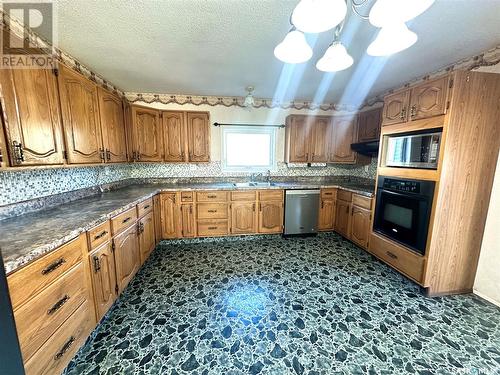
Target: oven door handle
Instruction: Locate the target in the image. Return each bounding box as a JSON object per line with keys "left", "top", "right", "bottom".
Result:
{"left": 378, "top": 188, "right": 428, "bottom": 200}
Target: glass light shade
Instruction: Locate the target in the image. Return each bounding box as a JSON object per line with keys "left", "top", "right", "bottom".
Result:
{"left": 291, "top": 0, "right": 347, "bottom": 33}
{"left": 274, "top": 30, "right": 313, "bottom": 64}
{"left": 369, "top": 0, "right": 435, "bottom": 27}
{"left": 316, "top": 42, "right": 353, "bottom": 72}
{"left": 367, "top": 23, "right": 417, "bottom": 56}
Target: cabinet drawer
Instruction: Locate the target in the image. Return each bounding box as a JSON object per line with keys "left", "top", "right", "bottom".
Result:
{"left": 258, "top": 190, "right": 283, "bottom": 201}
{"left": 197, "top": 220, "right": 228, "bottom": 237}
{"left": 196, "top": 191, "right": 228, "bottom": 202}
{"left": 231, "top": 191, "right": 257, "bottom": 201}
{"left": 352, "top": 194, "right": 372, "bottom": 210}
{"left": 15, "top": 263, "right": 87, "bottom": 362}
{"left": 137, "top": 198, "right": 153, "bottom": 217}
{"left": 87, "top": 221, "right": 111, "bottom": 251}
{"left": 197, "top": 203, "right": 228, "bottom": 219}
{"left": 24, "top": 300, "right": 93, "bottom": 375}
{"left": 369, "top": 233, "right": 425, "bottom": 283}
{"left": 181, "top": 191, "right": 193, "bottom": 202}
{"left": 111, "top": 207, "right": 137, "bottom": 235}
{"left": 8, "top": 235, "right": 85, "bottom": 310}
{"left": 337, "top": 189, "right": 352, "bottom": 202}
{"left": 321, "top": 188, "right": 337, "bottom": 200}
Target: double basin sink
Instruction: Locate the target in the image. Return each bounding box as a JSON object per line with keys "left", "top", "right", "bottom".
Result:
{"left": 232, "top": 182, "right": 276, "bottom": 187}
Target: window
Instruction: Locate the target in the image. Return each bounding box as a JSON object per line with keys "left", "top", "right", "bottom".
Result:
{"left": 222, "top": 126, "right": 277, "bottom": 171}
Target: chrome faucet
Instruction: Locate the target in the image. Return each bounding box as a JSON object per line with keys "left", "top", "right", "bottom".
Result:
{"left": 250, "top": 172, "right": 263, "bottom": 182}
{"left": 265, "top": 170, "right": 271, "bottom": 183}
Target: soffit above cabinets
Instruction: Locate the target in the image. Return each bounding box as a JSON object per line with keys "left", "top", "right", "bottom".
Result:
{"left": 38, "top": 0, "right": 500, "bottom": 105}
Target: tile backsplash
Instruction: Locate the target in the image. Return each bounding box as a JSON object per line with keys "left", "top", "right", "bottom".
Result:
{"left": 0, "top": 159, "right": 377, "bottom": 206}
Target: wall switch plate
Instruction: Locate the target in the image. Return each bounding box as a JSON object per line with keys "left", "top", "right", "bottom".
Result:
{"left": 189, "top": 164, "right": 197, "bottom": 171}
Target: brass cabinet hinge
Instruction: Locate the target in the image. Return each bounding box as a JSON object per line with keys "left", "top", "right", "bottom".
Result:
{"left": 115, "top": 284, "right": 119, "bottom": 294}
{"left": 446, "top": 101, "right": 450, "bottom": 110}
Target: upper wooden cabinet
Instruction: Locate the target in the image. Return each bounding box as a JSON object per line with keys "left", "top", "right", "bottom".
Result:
{"left": 97, "top": 88, "right": 127, "bottom": 162}
{"left": 382, "top": 75, "right": 451, "bottom": 126}
{"left": 309, "top": 116, "right": 330, "bottom": 162}
{"left": 0, "top": 68, "right": 65, "bottom": 166}
{"left": 328, "top": 115, "right": 357, "bottom": 163}
{"left": 58, "top": 65, "right": 103, "bottom": 164}
{"left": 162, "top": 111, "right": 186, "bottom": 162}
{"left": 357, "top": 108, "right": 382, "bottom": 142}
{"left": 186, "top": 112, "right": 210, "bottom": 162}
{"left": 285, "top": 115, "right": 310, "bottom": 163}
{"left": 131, "top": 106, "right": 163, "bottom": 162}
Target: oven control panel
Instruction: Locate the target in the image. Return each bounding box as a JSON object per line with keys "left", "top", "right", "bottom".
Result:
{"left": 382, "top": 178, "right": 420, "bottom": 193}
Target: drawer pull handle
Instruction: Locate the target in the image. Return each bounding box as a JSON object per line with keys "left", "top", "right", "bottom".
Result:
{"left": 208, "top": 226, "right": 217, "bottom": 230}
{"left": 208, "top": 210, "right": 217, "bottom": 213}
{"left": 122, "top": 217, "right": 131, "bottom": 224}
{"left": 386, "top": 251, "right": 398, "bottom": 259}
{"left": 143, "top": 204, "right": 151, "bottom": 209}
{"left": 41, "top": 258, "right": 66, "bottom": 275}
{"left": 47, "top": 295, "right": 70, "bottom": 315}
{"left": 54, "top": 336, "right": 75, "bottom": 360}
{"left": 94, "top": 230, "right": 108, "bottom": 240}
{"left": 207, "top": 195, "right": 217, "bottom": 198}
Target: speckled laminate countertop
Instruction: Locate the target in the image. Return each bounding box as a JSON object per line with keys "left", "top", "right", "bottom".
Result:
{"left": 0, "top": 181, "right": 374, "bottom": 275}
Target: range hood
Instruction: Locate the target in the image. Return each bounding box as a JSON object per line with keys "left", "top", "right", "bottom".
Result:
{"left": 351, "top": 140, "right": 380, "bottom": 156}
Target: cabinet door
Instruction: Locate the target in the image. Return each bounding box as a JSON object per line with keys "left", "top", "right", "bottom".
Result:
{"left": 335, "top": 200, "right": 351, "bottom": 237}
{"left": 131, "top": 106, "right": 163, "bottom": 161}
{"left": 258, "top": 201, "right": 283, "bottom": 233}
{"left": 0, "top": 68, "right": 64, "bottom": 166}
{"left": 123, "top": 100, "right": 134, "bottom": 162}
{"left": 138, "top": 211, "right": 156, "bottom": 264}
{"left": 113, "top": 225, "right": 140, "bottom": 294}
{"left": 180, "top": 204, "right": 196, "bottom": 238}
{"left": 186, "top": 112, "right": 210, "bottom": 162}
{"left": 89, "top": 242, "right": 117, "bottom": 321}
{"left": 409, "top": 76, "right": 450, "bottom": 121}
{"left": 329, "top": 116, "right": 357, "bottom": 163}
{"left": 309, "top": 116, "right": 330, "bottom": 162}
{"left": 231, "top": 202, "right": 256, "bottom": 234}
{"left": 160, "top": 193, "right": 179, "bottom": 239}
{"left": 58, "top": 65, "right": 103, "bottom": 164}
{"left": 382, "top": 90, "right": 410, "bottom": 126}
{"left": 162, "top": 111, "right": 186, "bottom": 162}
{"left": 350, "top": 206, "right": 371, "bottom": 249}
{"left": 153, "top": 194, "right": 162, "bottom": 242}
{"left": 98, "top": 88, "right": 127, "bottom": 162}
{"left": 358, "top": 108, "right": 382, "bottom": 142}
{"left": 318, "top": 199, "right": 336, "bottom": 231}
{"left": 286, "top": 115, "right": 310, "bottom": 163}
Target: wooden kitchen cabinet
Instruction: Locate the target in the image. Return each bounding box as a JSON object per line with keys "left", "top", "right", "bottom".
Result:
{"left": 357, "top": 108, "right": 382, "bottom": 142}
{"left": 382, "top": 90, "right": 410, "bottom": 126}
{"left": 58, "top": 65, "right": 103, "bottom": 164}
{"left": 89, "top": 242, "right": 117, "bottom": 321}
{"left": 285, "top": 115, "right": 310, "bottom": 163}
{"left": 231, "top": 202, "right": 257, "bottom": 234}
{"left": 153, "top": 194, "right": 162, "bottom": 242}
{"left": 409, "top": 76, "right": 450, "bottom": 120}
{"left": 113, "top": 224, "right": 140, "bottom": 294}
{"left": 258, "top": 201, "right": 283, "bottom": 233}
{"left": 335, "top": 198, "right": 351, "bottom": 238}
{"left": 180, "top": 204, "right": 196, "bottom": 238}
{"left": 350, "top": 205, "right": 371, "bottom": 248}
{"left": 97, "top": 87, "right": 127, "bottom": 162}
{"left": 328, "top": 115, "right": 357, "bottom": 163}
{"left": 131, "top": 105, "right": 163, "bottom": 161}
{"left": 186, "top": 112, "right": 210, "bottom": 162}
{"left": 309, "top": 116, "right": 330, "bottom": 162}
{"left": 160, "top": 192, "right": 180, "bottom": 239}
{"left": 318, "top": 189, "right": 337, "bottom": 231}
{"left": 138, "top": 211, "right": 156, "bottom": 264}
{"left": 0, "top": 67, "right": 65, "bottom": 166}
{"left": 162, "top": 111, "right": 186, "bottom": 162}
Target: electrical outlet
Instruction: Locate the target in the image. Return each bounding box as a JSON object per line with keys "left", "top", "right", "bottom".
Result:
{"left": 189, "top": 164, "right": 197, "bottom": 171}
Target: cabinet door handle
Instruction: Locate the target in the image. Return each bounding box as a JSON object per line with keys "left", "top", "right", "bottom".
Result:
{"left": 94, "top": 230, "right": 108, "bottom": 240}
{"left": 106, "top": 149, "right": 111, "bottom": 161}
{"left": 41, "top": 258, "right": 66, "bottom": 275}
{"left": 386, "top": 251, "right": 398, "bottom": 260}
{"left": 321, "top": 201, "right": 324, "bottom": 209}
{"left": 252, "top": 203, "right": 255, "bottom": 212}
{"left": 54, "top": 336, "right": 75, "bottom": 360}
{"left": 410, "top": 105, "right": 417, "bottom": 118}
{"left": 99, "top": 148, "right": 105, "bottom": 161}
{"left": 189, "top": 205, "right": 193, "bottom": 214}
{"left": 47, "top": 295, "right": 70, "bottom": 315}
{"left": 400, "top": 107, "right": 407, "bottom": 120}
{"left": 12, "top": 141, "right": 24, "bottom": 164}
{"left": 259, "top": 203, "right": 262, "bottom": 212}
{"left": 93, "top": 255, "right": 101, "bottom": 272}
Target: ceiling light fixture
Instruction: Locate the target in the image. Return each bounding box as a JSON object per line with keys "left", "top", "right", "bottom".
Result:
{"left": 243, "top": 86, "right": 255, "bottom": 108}
{"left": 291, "top": 0, "right": 347, "bottom": 33}
{"left": 274, "top": 29, "right": 313, "bottom": 64}
{"left": 274, "top": 0, "right": 435, "bottom": 69}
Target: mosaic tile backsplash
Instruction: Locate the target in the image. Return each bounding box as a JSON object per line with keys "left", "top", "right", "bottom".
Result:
{"left": 0, "top": 159, "right": 377, "bottom": 206}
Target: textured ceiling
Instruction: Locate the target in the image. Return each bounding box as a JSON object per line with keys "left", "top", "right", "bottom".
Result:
{"left": 47, "top": 0, "right": 500, "bottom": 105}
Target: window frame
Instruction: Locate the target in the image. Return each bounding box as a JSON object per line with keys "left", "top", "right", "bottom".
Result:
{"left": 221, "top": 126, "right": 277, "bottom": 172}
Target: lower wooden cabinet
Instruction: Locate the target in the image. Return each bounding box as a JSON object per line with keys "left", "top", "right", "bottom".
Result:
{"left": 231, "top": 202, "right": 256, "bottom": 234}
{"left": 180, "top": 204, "right": 196, "bottom": 238}
{"left": 113, "top": 225, "right": 140, "bottom": 294}
{"left": 350, "top": 206, "right": 371, "bottom": 248}
{"left": 160, "top": 192, "right": 179, "bottom": 239}
{"left": 318, "top": 189, "right": 337, "bottom": 231}
{"left": 138, "top": 211, "right": 156, "bottom": 264}
{"left": 335, "top": 199, "right": 351, "bottom": 237}
{"left": 89, "top": 242, "right": 117, "bottom": 321}
{"left": 258, "top": 201, "right": 283, "bottom": 233}
{"left": 153, "top": 194, "right": 162, "bottom": 242}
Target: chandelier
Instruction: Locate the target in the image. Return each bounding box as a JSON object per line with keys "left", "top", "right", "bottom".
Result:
{"left": 274, "top": 0, "right": 434, "bottom": 71}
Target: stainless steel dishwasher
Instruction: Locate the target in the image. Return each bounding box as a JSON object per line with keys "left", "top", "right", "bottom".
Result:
{"left": 284, "top": 189, "right": 320, "bottom": 235}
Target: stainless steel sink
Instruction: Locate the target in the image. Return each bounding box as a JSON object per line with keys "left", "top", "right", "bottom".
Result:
{"left": 232, "top": 182, "right": 276, "bottom": 187}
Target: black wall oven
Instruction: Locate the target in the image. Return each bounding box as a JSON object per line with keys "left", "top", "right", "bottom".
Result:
{"left": 373, "top": 176, "right": 435, "bottom": 255}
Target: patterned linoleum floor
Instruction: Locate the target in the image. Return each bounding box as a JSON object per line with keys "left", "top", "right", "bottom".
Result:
{"left": 64, "top": 233, "right": 500, "bottom": 375}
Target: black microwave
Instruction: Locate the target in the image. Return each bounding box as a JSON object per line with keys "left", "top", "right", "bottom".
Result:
{"left": 383, "top": 130, "right": 442, "bottom": 169}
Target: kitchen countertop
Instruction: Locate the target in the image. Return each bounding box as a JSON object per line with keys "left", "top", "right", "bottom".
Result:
{"left": 0, "top": 181, "right": 374, "bottom": 275}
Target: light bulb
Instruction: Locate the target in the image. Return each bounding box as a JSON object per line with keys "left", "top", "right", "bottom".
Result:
{"left": 274, "top": 30, "right": 313, "bottom": 64}
{"left": 291, "top": 0, "right": 347, "bottom": 33}
{"left": 316, "top": 42, "right": 353, "bottom": 72}
{"left": 369, "top": 0, "right": 435, "bottom": 27}
{"left": 367, "top": 23, "right": 417, "bottom": 56}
